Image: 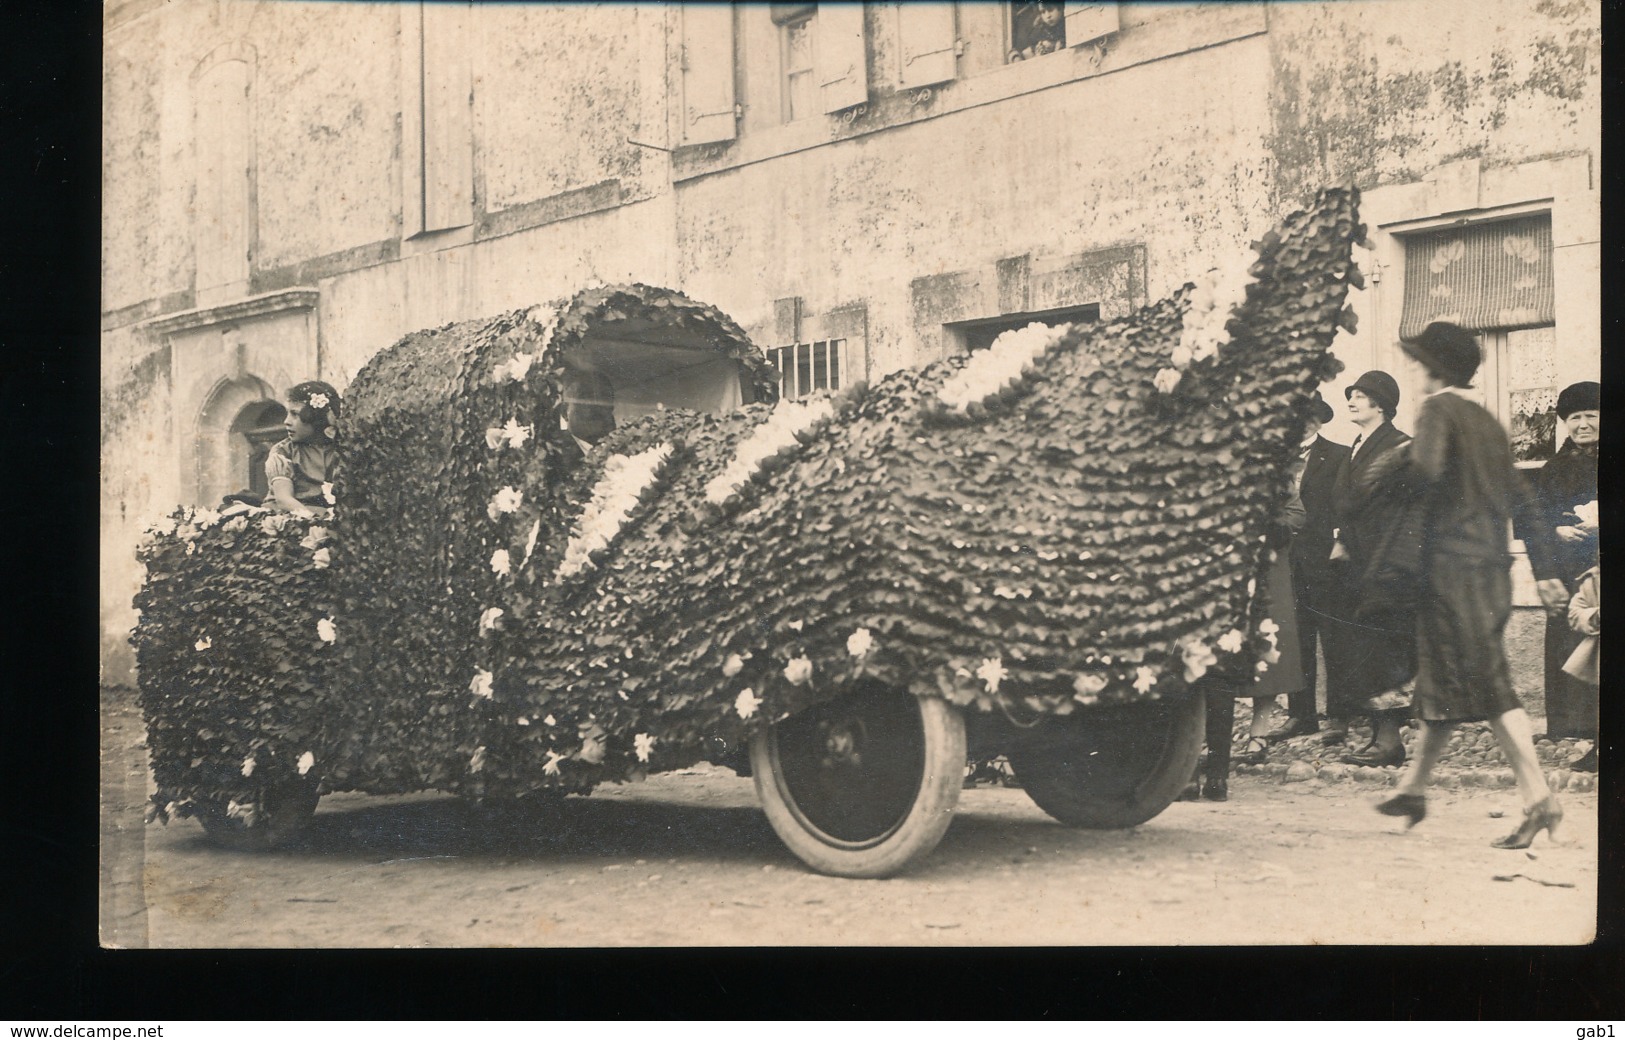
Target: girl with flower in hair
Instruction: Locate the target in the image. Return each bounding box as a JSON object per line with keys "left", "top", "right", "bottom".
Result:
{"left": 265, "top": 380, "right": 342, "bottom": 518}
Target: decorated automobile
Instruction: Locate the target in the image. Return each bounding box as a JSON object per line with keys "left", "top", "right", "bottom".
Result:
{"left": 134, "top": 188, "right": 1363, "bottom": 877}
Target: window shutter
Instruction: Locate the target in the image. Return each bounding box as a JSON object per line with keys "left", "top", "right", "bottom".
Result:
{"left": 680, "top": 4, "right": 737, "bottom": 145}
{"left": 896, "top": 2, "right": 956, "bottom": 89}
{"left": 815, "top": 3, "right": 869, "bottom": 113}
{"left": 1399, "top": 216, "right": 1554, "bottom": 339}
{"left": 422, "top": 1, "right": 473, "bottom": 231}
{"left": 1064, "top": 1, "right": 1119, "bottom": 47}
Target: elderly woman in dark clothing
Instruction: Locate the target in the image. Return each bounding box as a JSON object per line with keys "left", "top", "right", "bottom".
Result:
{"left": 1321, "top": 370, "right": 1422, "bottom": 767}
{"left": 1516, "top": 380, "right": 1600, "bottom": 766}
{"left": 1375, "top": 322, "right": 1560, "bottom": 849}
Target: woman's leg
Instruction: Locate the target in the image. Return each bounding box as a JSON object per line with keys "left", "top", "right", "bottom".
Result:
{"left": 1394, "top": 720, "right": 1453, "bottom": 796}
{"left": 1487, "top": 708, "right": 1554, "bottom": 808}
{"left": 1371, "top": 710, "right": 1405, "bottom": 752}
{"left": 1249, "top": 696, "right": 1277, "bottom": 739}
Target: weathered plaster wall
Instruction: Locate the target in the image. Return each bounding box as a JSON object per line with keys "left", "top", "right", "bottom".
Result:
{"left": 250, "top": 4, "right": 400, "bottom": 271}
{"left": 1266, "top": 0, "right": 1600, "bottom": 206}
{"left": 675, "top": 35, "right": 1274, "bottom": 377}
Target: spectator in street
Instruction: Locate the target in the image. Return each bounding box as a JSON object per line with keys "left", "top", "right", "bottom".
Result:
{"left": 1234, "top": 487, "right": 1308, "bottom": 764}
{"left": 1322, "top": 370, "right": 1419, "bottom": 766}
{"left": 1261, "top": 391, "right": 1350, "bottom": 741}
{"left": 1515, "top": 380, "right": 1599, "bottom": 766}
{"left": 264, "top": 380, "right": 341, "bottom": 518}
{"left": 1374, "top": 322, "right": 1561, "bottom": 848}
{"left": 1563, "top": 565, "right": 1599, "bottom": 691}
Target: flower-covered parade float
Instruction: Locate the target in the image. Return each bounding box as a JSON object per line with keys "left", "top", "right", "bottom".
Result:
{"left": 134, "top": 188, "right": 1364, "bottom": 877}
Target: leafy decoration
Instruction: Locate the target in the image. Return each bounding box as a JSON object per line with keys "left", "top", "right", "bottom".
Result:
{"left": 134, "top": 192, "right": 1362, "bottom": 808}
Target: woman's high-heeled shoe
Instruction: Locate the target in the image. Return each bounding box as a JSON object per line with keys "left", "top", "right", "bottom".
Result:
{"left": 1374, "top": 792, "right": 1426, "bottom": 829}
{"left": 1491, "top": 796, "right": 1564, "bottom": 849}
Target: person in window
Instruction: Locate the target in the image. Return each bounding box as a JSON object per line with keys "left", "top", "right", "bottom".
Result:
{"left": 559, "top": 368, "right": 617, "bottom": 463}
{"left": 1374, "top": 322, "right": 1561, "bottom": 848}
{"left": 1321, "top": 370, "right": 1420, "bottom": 767}
{"left": 1515, "top": 380, "right": 1599, "bottom": 763}
{"left": 1009, "top": 1, "right": 1065, "bottom": 61}
{"left": 264, "top": 380, "right": 341, "bottom": 518}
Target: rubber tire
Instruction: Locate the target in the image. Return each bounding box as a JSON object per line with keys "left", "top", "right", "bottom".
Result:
{"left": 1008, "top": 690, "right": 1205, "bottom": 829}
{"left": 195, "top": 780, "right": 320, "bottom": 852}
{"left": 751, "top": 687, "right": 965, "bottom": 879}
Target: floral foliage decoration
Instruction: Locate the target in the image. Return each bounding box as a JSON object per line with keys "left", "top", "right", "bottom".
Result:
{"left": 134, "top": 193, "right": 1362, "bottom": 808}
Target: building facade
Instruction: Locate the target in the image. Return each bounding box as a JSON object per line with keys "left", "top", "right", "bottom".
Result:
{"left": 101, "top": 0, "right": 1601, "bottom": 683}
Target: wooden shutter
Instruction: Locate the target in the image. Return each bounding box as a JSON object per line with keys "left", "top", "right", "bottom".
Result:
{"left": 680, "top": 4, "right": 738, "bottom": 145}
{"left": 815, "top": 3, "right": 868, "bottom": 113}
{"left": 422, "top": 1, "right": 473, "bottom": 231}
{"left": 1064, "top": 1, "right": 1119, "bottom": 47}
{"left": 896, "top": 2, "right": 956, "bottom": 89}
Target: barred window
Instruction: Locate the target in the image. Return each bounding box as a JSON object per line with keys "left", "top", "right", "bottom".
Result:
{"left": 769, "top": 339, "right": 844, "bottom": 399}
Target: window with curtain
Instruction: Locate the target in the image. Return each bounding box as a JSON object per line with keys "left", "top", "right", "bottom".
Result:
{"left": 1399, "top": 215, "right": 1558, "bottom": 462}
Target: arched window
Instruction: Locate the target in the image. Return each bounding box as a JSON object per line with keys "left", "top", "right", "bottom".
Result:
{"left": 232, "top": 400, "right": 288, "bottom": 498}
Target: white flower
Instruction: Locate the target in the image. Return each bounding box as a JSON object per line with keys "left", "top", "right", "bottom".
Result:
{"left": 1133, "top": 666, "right": 1158, "bottom": 694}
{"left": 194, "top": 636, "right": 211, "bottom": 652}
{"left": 634, "top": 733, "right": 657, "bottom": 762}
{"left": 1217, "top": 629, "right": 1246, "bottom": 654}
{"left": 543, "top": 714, "right": 556, "bottom": 727}
{"left": 312, "top": 547, "right": 331, "bottom": 569}
{"left": 735, "top": 688, "right": 760, "bottom": 719}
{"left": 1573, "top": 500, "right": 1598, "bottom": 527}
{"left": 1259, "top": 618, "right": 1280, "bottom": 636}
{"left": 936, "top": 321, "right": 1068, "bottom": 413}
{"left": 260, "top": 514, "right": 288, "bottom": 535}
{"left": 322, "top": 482, "right": 336, "bottom": 505}
{"left": 1263, "top": 646, "right": 1282, "bottom": 664}
{"left": 299, "top": 526, "right": 329, "bottom": 550}
{"left": 1170, "top": 343, "right": 1193, "bottom": 370}
{"left": 846, "top": 627, "right": 875, "bottom": 658}
{"left": 222, "top": 516, "right": 248, "bottom": 533}
{"left": 485, "top": 427, "right": 506, "bottom": 450}
{"left": 297, "top": 751, "right": 315, "bottom": 776}
{"left": 488, "top": 486, "right": 524, "bottom": 520}
{"left": 1073, "top": 672, "right": 1108, "bottom": 696}
{"left": 478, "top": 607, "right": 505, "bottom": 635}
{"left": 543, "top": 750, "right": 564, "bottom": 776}
{"left": 975, "top": 657, "right": 1007, "bottom": 694}
{"left": 516, "top": 717, "right": 530, "bottom": 726}
{"left": 1256, "top": 660, "right": 1270, "bottom": 673}
{"left": 241, "top": 755, "right": 256, "bottom": 778}
{"left": 191, "top": 507, "right": 222, "bottom": 529}
{"left": 521, "top": 519, "right": 542, "bottom": 567}
{"left": 502, "top": 418, "right": 532, "bottom": 449}
{"left": 722, "top": 653, "right": 744, "bottom": 678}
{"left": 1181, "top": 639, "right": 1218, "bottom": 683}
{"left": 557, "top": 443, "right": 674, "bottom": 578}
{"left": 494, "top": 352, "right": 535, "bottom": 383}
{"left": 470, "top": 669, "right": 494, "bottom": 699}
{"left": 185, "top": 540, "right": 197, "bottom": 556}
{"left": 490, "top": 548, "right": 512, "bottom": 576}
{"left": 317, "top": 617, "right": 337, "bottom": 643}
{"left": 783, "top": 656, "right": 814, "bottom": 686}
{"left": 703, "top": 398, "right": 834, "bottom": 505}
{"left": 470, "top": 746, "right": 486, "bottom": 773}
{"left": 1153, "top": 367, "right": 1183, "bottom": 394}
{"left": 307, "top": 392, "right": 330, "bottom": 410}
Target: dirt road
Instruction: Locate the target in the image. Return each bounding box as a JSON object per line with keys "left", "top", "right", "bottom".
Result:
{"left": 103, "top": 681, "right": 1595, "bottom": 947}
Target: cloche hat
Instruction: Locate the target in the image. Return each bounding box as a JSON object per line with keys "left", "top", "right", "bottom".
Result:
{"left": 1556, "top": 381, "right": 1600, "bottom": 418}
{"left": 1400, "top": 321, "right": 1481, "bottom": 388}
{"left": 1345, "top": 370, "right": 1400, "bottom": 415}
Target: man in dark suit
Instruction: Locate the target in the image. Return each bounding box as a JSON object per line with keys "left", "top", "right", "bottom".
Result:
{"left": 1262, "top": 392, "right": 1351, "bottom": 740}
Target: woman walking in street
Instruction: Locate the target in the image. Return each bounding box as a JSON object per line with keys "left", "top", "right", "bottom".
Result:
{"left": 1374, "top": 322, "right": 1561, "bottom": 848}
{"left": 1322, "top": 370, "right": 1420, "bottom": 766}
{"left": 1515, "top": 381, "right": 1599, "bottom": 770}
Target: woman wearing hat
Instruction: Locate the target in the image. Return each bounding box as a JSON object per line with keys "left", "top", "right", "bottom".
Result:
{"left": 1375, "top": 322, "right": 1561, "bottom": 848}
{"left": 1516, "top": 380, "right": 1599, "bottom": 767}
{"left": 1321, "top": 369, "right": 1422, "bottom": 767}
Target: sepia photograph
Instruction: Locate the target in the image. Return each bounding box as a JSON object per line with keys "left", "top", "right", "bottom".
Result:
{"left": 99, "top": 0, "right": 1601, "bottom": 949}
